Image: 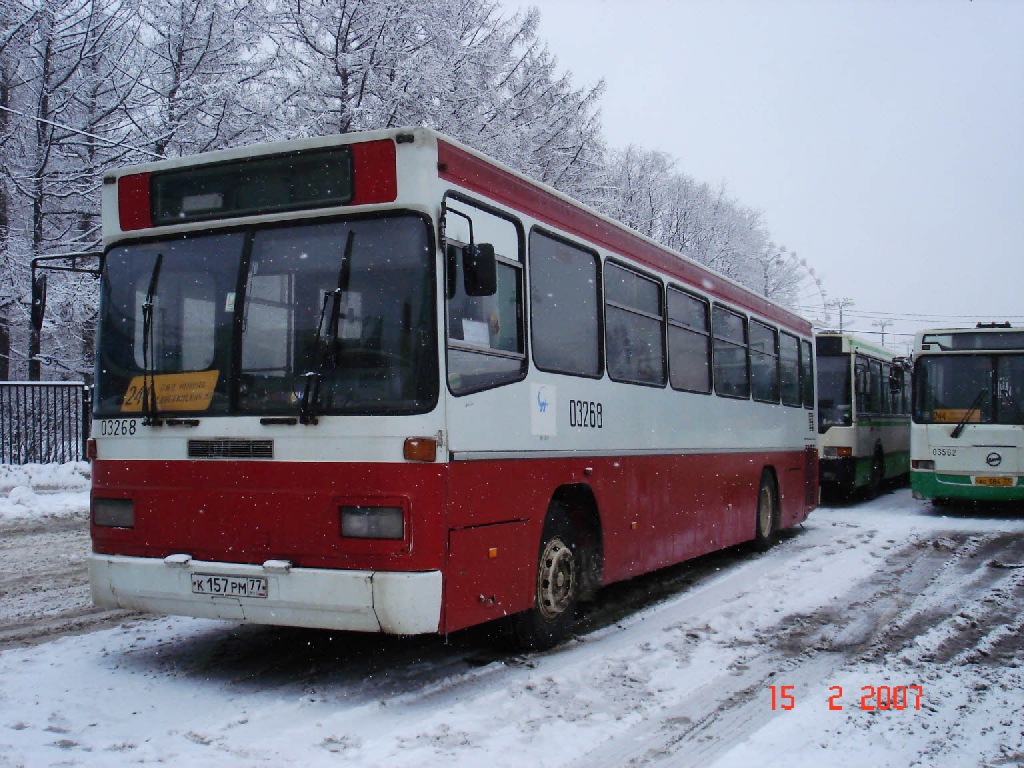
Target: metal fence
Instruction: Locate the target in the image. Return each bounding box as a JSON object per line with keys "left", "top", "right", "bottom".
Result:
{"left": 0, "top": 382, "right": 91, "bottom": 464}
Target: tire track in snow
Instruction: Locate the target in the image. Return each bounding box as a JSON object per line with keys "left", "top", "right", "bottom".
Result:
{"left": 567, "top": 529, "right": 1024, "bottom": 768}
{"left": 0, "top": 516, "right": 136, "bottom": 649}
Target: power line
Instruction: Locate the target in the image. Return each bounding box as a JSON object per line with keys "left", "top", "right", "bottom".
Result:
{"left": 787, "top": 303, "right": 1024, "bottom": 323}
{"left": 0, "top": 104, "right": 165, "bottom": 161}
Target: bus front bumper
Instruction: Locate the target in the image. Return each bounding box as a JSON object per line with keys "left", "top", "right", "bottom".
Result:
{"left": 89, "top": 554, "right": 443, "bottom": 635}
{"left": 911, "top": 471, "right": 1024, "bottom": 503}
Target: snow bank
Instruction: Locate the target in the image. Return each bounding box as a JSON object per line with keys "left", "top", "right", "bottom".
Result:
{"left": 0, "top": 462, "right": 91, "bottom": 521}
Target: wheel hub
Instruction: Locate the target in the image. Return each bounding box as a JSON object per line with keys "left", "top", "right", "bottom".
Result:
{"left": 537, "top": 536, "right": 576, "bottom": 620}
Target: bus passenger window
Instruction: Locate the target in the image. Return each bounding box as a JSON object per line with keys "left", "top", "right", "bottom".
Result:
{"left": 712, "top": 306, "right": 749, "bottom": 399}
{"left": 800, "top": 339, "right": 814, "bottom": 408}
{"left": 667, "top": 287, "right": 711, "bottom": 394}
{"left": 529, "top": 231, "right": 601, "bottom": 377}
{"left": 749, "top": 320, "right": 780, "bottom": 403}
{"left": 779, "top": 332, "right": 801, "bottom": 406}
{"left": 605, "top": 262, "right": 665, "bottom": 386}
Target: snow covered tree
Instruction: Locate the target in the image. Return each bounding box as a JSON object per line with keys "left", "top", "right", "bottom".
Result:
{"left": 132, "top": 0, "right": 276, "bottom": 157}
{"left": 276, "top": 0, "right": 604, "bottom": 198}
{"left": 0, "top": 0, "right": 37, "bottom": 379}
{"left": 594, "top": 144, "right": 802, "bottom": 301}
{"left": 0, "top": 0, "right": 142, "bottom": 379}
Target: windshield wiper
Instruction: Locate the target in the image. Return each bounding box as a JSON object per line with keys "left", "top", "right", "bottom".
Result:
{"left": 299, "top": 231, "right": 355, "bottom": 425}
{"left": 140, "top": 253, "right": 164, "bottom": 426}
{"left": 951, "top": 387, "right": 987, "bottom": 439}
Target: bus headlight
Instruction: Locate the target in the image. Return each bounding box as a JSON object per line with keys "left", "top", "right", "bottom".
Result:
{"left": 93, "top": 498, "right": 134, "bottom": 528}
{"left": 340, "top": 506, "right": 405, "bottom": 539}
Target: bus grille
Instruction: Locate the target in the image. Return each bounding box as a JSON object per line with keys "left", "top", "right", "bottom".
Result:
{"left": 187, "top": 439, "right": 274, "bottom": 459}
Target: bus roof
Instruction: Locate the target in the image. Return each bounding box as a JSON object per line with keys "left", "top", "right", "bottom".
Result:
{"left": 816, "top": 331, "right": 901, "bottom": 360}
{"left": 105, "top": 126, "right": 812, "bottom": 336}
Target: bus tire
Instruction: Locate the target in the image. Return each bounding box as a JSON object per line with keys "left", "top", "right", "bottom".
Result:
{"left": 754, "top": 470, "right": 779, "bottom": 552}
{"left": 512, "top": 505, "right": 579, "bottom": 651}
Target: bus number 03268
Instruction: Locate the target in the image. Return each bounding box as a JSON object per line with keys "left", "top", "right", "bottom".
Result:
{"left": 569, "top": 399, "right": 603, "bottom": 429}
{"left": 99, "top": 419, "right": 137, "bottom": 436}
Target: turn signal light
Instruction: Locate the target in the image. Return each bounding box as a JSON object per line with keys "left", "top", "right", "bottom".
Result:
{"left": 86, "top": 438, "right": 97, "bottom": 460}
{"left": 404, "top": 437, "right": 437, "bottom": 462}
{"left": 823, "top": 446, "right": 853, "bottom": 458}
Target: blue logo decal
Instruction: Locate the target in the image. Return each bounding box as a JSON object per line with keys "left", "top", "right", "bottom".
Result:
{"left": 536, "top": 388, "right": 549, "bottom": 413}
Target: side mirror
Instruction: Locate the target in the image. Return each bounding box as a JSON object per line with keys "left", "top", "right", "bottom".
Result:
{"left": 31, "top": 273, "right": 47, "bottom": 331}
{"left": 463, "top": 243, "right": 496, "bottom": 297}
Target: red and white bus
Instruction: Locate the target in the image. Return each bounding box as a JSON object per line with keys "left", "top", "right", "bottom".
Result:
{"left": 74, "top": 127, "right": 817, "bottom": 648}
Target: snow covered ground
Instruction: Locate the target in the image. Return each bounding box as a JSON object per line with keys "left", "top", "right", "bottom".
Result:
{"left": 2, "top": 465, "right": 1023, "bottom": 767}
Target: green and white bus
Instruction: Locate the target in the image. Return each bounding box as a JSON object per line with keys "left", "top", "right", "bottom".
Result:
{"left": 911, "top": 324, "right": 1024, "bottom": 504}
{"left": 816, "top": 332, "right": 911, "bottom": 497}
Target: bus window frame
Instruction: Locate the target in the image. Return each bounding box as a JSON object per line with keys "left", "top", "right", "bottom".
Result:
{"left": 527, "top": 226, "right": 604, "bottom": 380}
{"left": 749, "top": 318, "right": 781, "bottom": 404}
{"left": 779, "top": 330, "right": 802, "bottom": 407}
{"left": 711, "top": 303, "right": 751, "bottom": 400}
{"left": 800, "top": 338, "right": 815, "bottom": 409}
{"left": 603, "top": 259, "right": 667, "bottom": 388}
{"left": 666, "top": 284, "right": 712, "bottom": 396}
{"left": 442, "top": 191, "right": 528, "bottom": 398}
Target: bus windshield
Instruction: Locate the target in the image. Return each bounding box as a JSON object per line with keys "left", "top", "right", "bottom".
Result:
{"left": 914, "top": 355, "right": 1024, "bottom": 425}
{"left": 95, "top": 215, "right": 437, "bottom": 418}
{"left": 817, "top": 354, "right": 851, "bottom": 431}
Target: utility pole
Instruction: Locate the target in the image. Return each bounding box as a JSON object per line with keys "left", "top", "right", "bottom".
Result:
{"left": 872, "top": 319, "right": 892, "bottom": 347}
{"left": 828, "top": 297, "right": 855, "bottom": 332}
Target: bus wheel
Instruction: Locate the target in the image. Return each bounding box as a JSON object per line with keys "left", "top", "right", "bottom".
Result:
{"left": 754, "top": 471, "right": 778, "bottom": 552}
{"left": 512, "top": 506, "right": 579, "bottom": 651}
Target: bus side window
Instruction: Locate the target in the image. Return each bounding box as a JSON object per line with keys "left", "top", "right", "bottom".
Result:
{"left": 529, "top": 231, "right": 601, "bottom": 377}
{"left": 800, "top": 339, "right": 814, "bottom": 408}
{"left": 444, "top": 200, "right": 525, "bottom": 395}
{"left": 779, "top": 332, "right": 801, "bottom": 406}
{"left": 605, "top": 262, "right": 666, "bottom": 386}
{"left": 749, "top": 320, "right": 780, "bottom": 403}
{"left": 855, "top": 355, "right": 873, "bottom": 414}
{"left": 712, "top": 305, "right": 749, "bottom": 399}
{"left": 668, "top": 287, "right": 711, "bottom": 394}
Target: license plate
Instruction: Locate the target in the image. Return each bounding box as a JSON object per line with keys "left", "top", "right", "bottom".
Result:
{"left": 975, "top": 476, "right": 1013, "bottom": 487}
{"left": 191, "top": 573, "right": 268, "bottom": 598}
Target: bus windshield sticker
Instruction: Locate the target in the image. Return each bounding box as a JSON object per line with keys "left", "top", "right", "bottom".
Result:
{"left": 531, "top": 383, "right": 557, "bottom": 436}
{"left": 932, "top": 408, "right": 982, "bottom": 424}
{"left": 121, "top": 370, "right": 220, "bottom": 413}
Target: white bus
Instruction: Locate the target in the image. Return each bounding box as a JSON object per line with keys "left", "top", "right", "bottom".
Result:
{"left": 911, "top": 323, "right": 1024, "bottom": 504}
{"left": 36, "top": 127, "right": 819, "bottom": 649}
{"left": 816, "top": 332, "right": 911, "bottom": 497}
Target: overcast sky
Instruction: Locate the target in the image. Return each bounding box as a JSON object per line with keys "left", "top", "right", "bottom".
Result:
{"left": 502, "top": 0, "right": 1024, "bottom": 353}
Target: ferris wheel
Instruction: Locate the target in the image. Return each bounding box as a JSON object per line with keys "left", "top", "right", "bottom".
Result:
{"left": 780, "top": 251, "right": 830, "bottom": 329}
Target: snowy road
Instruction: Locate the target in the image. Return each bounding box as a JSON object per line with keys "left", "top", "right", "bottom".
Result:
{"left": 2, "top": 471, "right": 1023, "bottom": 767}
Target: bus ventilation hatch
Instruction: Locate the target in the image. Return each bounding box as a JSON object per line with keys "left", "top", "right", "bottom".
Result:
{"left": 187, "top": 439, "right": 274, "bottom": 459}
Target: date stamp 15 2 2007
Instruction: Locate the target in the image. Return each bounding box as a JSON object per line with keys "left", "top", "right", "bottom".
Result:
{"left": 769, "top": 685, "right": 924, "bottom": 712}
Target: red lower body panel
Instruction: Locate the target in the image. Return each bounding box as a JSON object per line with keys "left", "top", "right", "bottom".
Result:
{"left": 91, "top": 449, "right": 814, "bottom": 634}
